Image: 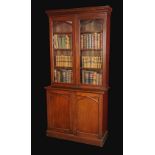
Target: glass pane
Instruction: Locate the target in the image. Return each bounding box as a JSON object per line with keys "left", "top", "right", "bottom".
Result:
{"left": 80, "top": 19, "right": 103, "bottom": 86}
{"left": 53, "top": 21, "right": 73, "bottom": 83}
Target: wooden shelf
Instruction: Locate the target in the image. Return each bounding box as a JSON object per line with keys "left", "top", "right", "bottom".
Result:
{"left": 80, "top": 83, "right": 102, "bottom": 86}
{"left": 53, "top": 32, "right": 72, "bottom": 35}
{"left": 55, "top": 66, "right": 72, "bottom": 69}
{"left": 54, "top": 49, "right": 72, "bottom": 51}
{"left": 81, "top": 49, "right": 102, "bottom": 51}
{"left": 81, "top": 31, "right": 102, "bottom": 34}
{"left": 53, "top": 81, "right": 73, "bottom": 84}
{"left": 81, "top": 67, "right": 102, "bottom": 71}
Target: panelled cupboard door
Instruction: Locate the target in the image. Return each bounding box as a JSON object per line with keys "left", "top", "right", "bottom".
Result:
{"left": 75, "top": 92, "right": 102, "bottom": 138}
{"left": 47, "top": 90, "right": 73, "bottom": 133}
{"left": 49, "top": 16, "right": 76, "bottom": 87}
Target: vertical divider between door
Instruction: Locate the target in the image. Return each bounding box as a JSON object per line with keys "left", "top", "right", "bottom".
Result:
{"left": 74, "top": 15, "right": 80, "bottom": 86}
{"left": 72, "top": 92, "right": 77, "bottom": 135}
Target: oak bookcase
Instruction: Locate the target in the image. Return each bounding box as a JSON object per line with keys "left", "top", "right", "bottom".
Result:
{"left": 45, "top": 6, "right": 112, "bottom": 147}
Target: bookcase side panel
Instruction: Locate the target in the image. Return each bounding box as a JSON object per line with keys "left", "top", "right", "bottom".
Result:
{"left": 105, "top": 13, "right": 111, "bottom": 88}
{"left": 49, "top": 17, "right": 54, "bottom": 84}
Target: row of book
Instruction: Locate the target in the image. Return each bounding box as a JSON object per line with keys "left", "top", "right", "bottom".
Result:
{"left": 53, "top": 34, "right": 72, "bottom": 49}
{"left": 80, "top": 32, "right": 102, "bottom": 49}
{"left": 82, "top": 56, "right": 102, "bottom": 68}
{"left": 82, "top": 70, "right": 102, "bottom": 85}
{"left": 54, "top": 69, "right": 72, "bottom": 83}
{"left": 55, "top": 55, "right": 72, "bottom": 67}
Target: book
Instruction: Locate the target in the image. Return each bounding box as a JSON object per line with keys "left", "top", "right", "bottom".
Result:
{"left": 80, "top": 32, "right": 103, "bottom": 49}
{"left": 97, "top": 33, "right": 100, "bottom": 49}
{"left": 81, "top": 55, "right": 102, "bottom": 69}
{"left": 55, "top": 51, "right": 72, "bottom": 67}
{"left": 53, "top": 34, "right": 72, "bottom": 49}
{"left": 82, "top": 70, "right": 102, "bottom": 85}
{"left": 54, "top": 69, "right": 72, "bottom": 83}
{"left": 81, "top": 35, "right": 83, "bottom": 49}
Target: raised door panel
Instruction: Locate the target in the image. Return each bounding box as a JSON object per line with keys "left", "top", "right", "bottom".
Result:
{"left": 75, "top": 92, "right": 101, "bottom": 138}
{"left": 47, "top": 90, "right": 72, "bottom": 133}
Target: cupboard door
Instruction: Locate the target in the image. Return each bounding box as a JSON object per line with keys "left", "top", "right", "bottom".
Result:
{"left": 47, "top": 90, "right": 72, "bottom": 133}
{"left": 75, "top": 92, "right": 102, "bottom": 138}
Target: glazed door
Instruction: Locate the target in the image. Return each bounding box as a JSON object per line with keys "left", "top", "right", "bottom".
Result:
{"left": 47, "top": 90, "right": 73, "bottom": 133}
{"left": 74, "top": 92, "right": 103, "bottom": 138}
{"left": 49, "top": 16, "right": 76, "bottom": 87}
{"left": 76, "top": 14, "right": 107, "bottom": 88}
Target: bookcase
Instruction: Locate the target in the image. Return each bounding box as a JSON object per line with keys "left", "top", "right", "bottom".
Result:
{"left": 45, "top": 6, "right": 112, "bottom": 147}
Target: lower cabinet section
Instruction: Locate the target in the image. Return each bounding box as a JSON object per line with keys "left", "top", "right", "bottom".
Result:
{"left": 45, "top": 88, "right": 108, "bottom": 147}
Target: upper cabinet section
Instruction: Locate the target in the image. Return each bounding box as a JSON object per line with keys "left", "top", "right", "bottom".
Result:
{"left": 46, "top": 6, "right": 112, "bottom": 89}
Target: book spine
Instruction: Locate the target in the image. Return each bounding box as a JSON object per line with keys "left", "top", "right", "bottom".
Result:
{"left": 70, "top": 56, "right": 72, "bottom": 67}
{"left": 70, "top": 70, "right": 72, "bottom": 83}
{"left": 86, "top": 56, "right": 88, "bottom": 68}
{"left": 82, "top": 70, "right": 84, "bottom": 83}
{"left": 64, "top": 54, "right": 65, "bottom": 67}
{"left": 89, "top": 71, "right": 93, "bottom": 84}
{"left": 58, "top": 35, "right": 60, "bottom": 49}
{"left": 87, "top": 56, "right": 90, "bottom": 68}
{"left": 95, "top": 33, "right": 98, "bottom": 49}
{"left": 92, "top": 56, "right": 94, "bottom": 68}
{"left": 65, "top": 35, "right": 69, "bottom": 49}
{"left": 83, "top": 34, "right": 86, "bottom": 49}
{"left": 69, "top": 35, "right": 72, "bottom": 48}
{"left": 94, "top": 72, "right": 97, "bottom": 85}
{"left": 59, "top": 55, "right": 61, "bottom": 67}
{"left": 97, "top": 33, "right": 100, "bottom": 49}
{"left": 81, "top": 35, "right": 83, "bottom": 49}
{"left": 88, "top": 34, "right": 91, "bottom": 49}
{"left": 63, "top": 55, "right": 65, "bottom": 67}
{"left": 90, "top": 56, "right": 92, "bottom": 68}
{"left": 97, "top": 56, "right": 99, "bottom": 68}
{"left": 66, "top": 55, "right": 68, "bottom": 67}
{"left": 62, "top": 35, "right": 65, "bottom": 49}
{"left": 57, "top": 55, "right": 59, "bottom": 67}
{"left": 96, "top": 73, "right": 99, "bottom": 85}
{"left": 54, "top": 70, "right": 57, "bottom": 82}
{"left": 92, "top": 33, "right": 95, "bottom": 49}
{"left": 99, "top": 56, "right": 102, "bottom": 68}
{"left": 85, "top": 71, "right": 88, "bottom": 84}
{"left": 100, "top": 33, "right": 103, "bottom": 49}
{"left": 82, "top": 56, "right": 84, "bottom": 67}
{"left": 53, "top": 35, "right": 56, "bottom": 49}
{"left": 99, "top": 73, "right": 102, "bottom": 85}
{"left": 68, "top": 56, "right": 69, "bottom": 67}
{"left": 91, "top": 34, "right": 93, "bottom": 49}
